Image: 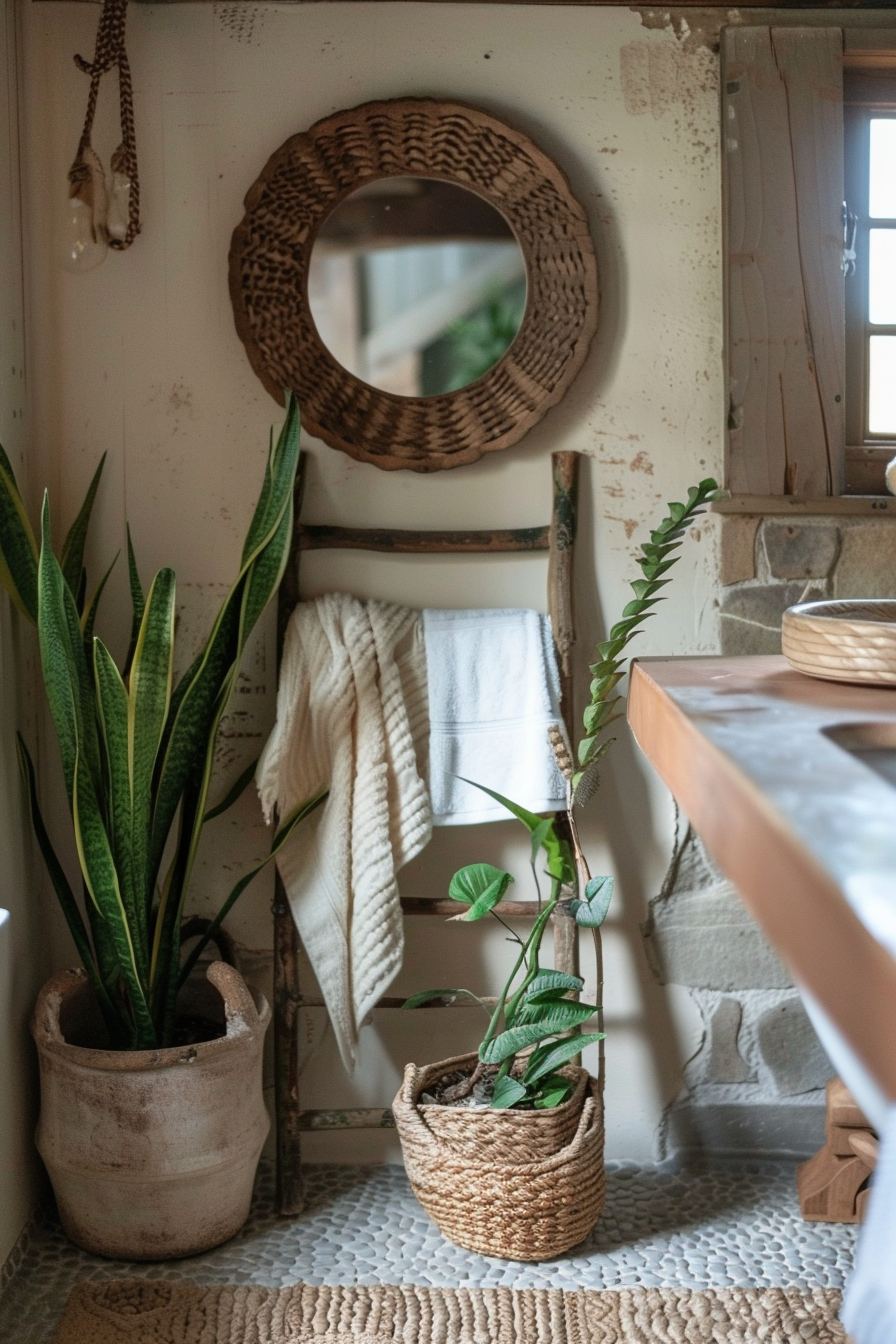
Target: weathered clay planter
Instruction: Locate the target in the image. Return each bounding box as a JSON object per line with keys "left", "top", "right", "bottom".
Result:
{"left": 32, "top": 961, "right": 270, "bottom": 1261}
{"left": 392, "top": 1052, "right": 605, "bottom": 1260}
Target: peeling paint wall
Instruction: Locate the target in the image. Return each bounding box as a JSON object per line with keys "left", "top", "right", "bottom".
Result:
{"left": 18, "top": 2, "right": 729, "bottom": 1162}
{"left": 0, "top": 0, "right": 44, "bottom": 1269}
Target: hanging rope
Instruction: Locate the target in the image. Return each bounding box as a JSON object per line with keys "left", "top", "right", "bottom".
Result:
{"left": 70, "top": 0, "right": 141, "bottom": 251}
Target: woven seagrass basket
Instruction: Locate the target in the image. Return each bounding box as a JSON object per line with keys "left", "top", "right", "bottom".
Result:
{"left": 392, "top": 1053, "right": 605, "bottom": 1260}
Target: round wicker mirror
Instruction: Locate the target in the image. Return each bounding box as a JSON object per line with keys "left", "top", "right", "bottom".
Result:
{"left": 229, "top": 98, "right": 598, "bottom": 473}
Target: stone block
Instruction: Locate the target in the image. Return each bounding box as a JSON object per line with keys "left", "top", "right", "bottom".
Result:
{"left": 719, "top": 581, "right": 828, "bottom": 656}
{"left": 720, "top": 515, "right": 759, "bottom": 586}
{"left": 644, "top": 830, "right": 793, "bottom": 991}
{"left": 662, "top": 1097, "right": 825, "bottom": 1160}
{"left": 644, "top": 886, "right": 793, "bottom": 991}
{"left": 834, "top": 523, "right": 896, "bottom": 600}
{"left": 705, "top": 997, "right": 755, "bottom": 1083}
{"left": 719, "top": 615, "right": 783, "bottom": 657}
{"left": 756, "top": 997, "right": 833, "bottom": 1097}
{"left": 719, "top": 581, "right": 815, "bottom": 628}
{"left": 760, "top": 522, "right": 840, "bottom": 580}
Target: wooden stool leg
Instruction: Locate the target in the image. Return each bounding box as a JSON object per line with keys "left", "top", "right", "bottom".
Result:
{"left": 797, "top": 1145, "right": 872, "bottom": 1223}
{"left": 797, "top": 1077, "right": 877, "bottom": 1223}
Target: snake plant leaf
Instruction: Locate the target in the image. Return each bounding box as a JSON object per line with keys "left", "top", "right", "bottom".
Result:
{"left": 479, "top": 1010, "right": 598, "bottom": 1064}
{"left": 38, "top": 495, "right": 102, "bottom": 803}
{"left": 203, "top": 756, "right": 260, "bottom": 822}
{"left": 522, "top": 1032, "right": 607, "bottom": 1086}
{"left": 92, "top": 638, "right": 141, "bottom": 968}
{"left": 149, "top": 398, "right": 300, "bottom": 890}
{"left": 0, "top": 443, "right": 38, "bottom": 623}
{"left": 153, "top": 431, "right": 300, "bottom": 1021}
{"left": 61, "top": 453, "right": 106, "bottom": 605}
{"left": 490, "top": 1076, "right": 528, "bottom": 1109}
{"left": 151, "top": 705, "right": 222, "bottom": 1014}
{"left": 16, "top": 733, "right": 100, "bottom": 989}
{"left": 123, "top": 526, "right": 145, "bottom": 678}
{"left": 513, "top": 997, "right": 598, "bottom": 1029}
{"left": 72, "top": 742, "right": 155, "bottom": 1047}
{"left": 403, "top": 988, "right": 486, "bottom": 1010}
{"left": 175, "top": 786, "right": 327, "bottom": 991}
{"left": 237, "top": 497, "right": 292, "bottom": 654}
{"left": 447, "top": 863, "right": 513, "bottom": 920}
{"left": 239, "top": 394, "right": 300, "bottom": 568}
{"left": 129, "top": 568, "right": 175, "bottom": 917}
{"left": 522, "top": 970, "right": 584, "bottom": 1000}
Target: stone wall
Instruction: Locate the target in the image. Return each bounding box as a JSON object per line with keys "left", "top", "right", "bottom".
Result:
{"left": 644, "top": 824, "right": 831, "bottom": 1158}
{"left": 642, "top": 513, "right": 896, "bottom": 1158}
{"left": 719, "top": 515, "right": 896, "bottom": 653}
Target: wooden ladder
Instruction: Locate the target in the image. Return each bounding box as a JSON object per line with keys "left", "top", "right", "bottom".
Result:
{"left": 272, "top": 450, "right": 581, "bottom": 1215}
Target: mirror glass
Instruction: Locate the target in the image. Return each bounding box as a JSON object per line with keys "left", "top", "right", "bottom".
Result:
{"left": 308, "top": 177, "right": 526, "bottom": 397}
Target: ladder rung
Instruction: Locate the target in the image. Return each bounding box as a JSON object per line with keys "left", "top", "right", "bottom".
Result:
{"left": 400, "top": 898, "right": 549, "bottom": 918}
{"left": 298, "top": 994, "right": 500, "bottom": 1010}
{"left": 298, "top": 1108, "right": 395, "bottom": 1131}
{"left": 297, "top": 525, "right": 550, "bottom": 554}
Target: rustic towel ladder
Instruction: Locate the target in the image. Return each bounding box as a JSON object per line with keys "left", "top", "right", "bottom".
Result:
{"left": 272, "top": 450, "right": 581, "bottom": 1215}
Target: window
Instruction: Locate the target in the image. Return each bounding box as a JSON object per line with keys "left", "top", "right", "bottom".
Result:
{"left": 845, "top": 74, "right": 896, "bottom": 465}
{"left": 723, "top": 32, "right": 896, "bottom": 502}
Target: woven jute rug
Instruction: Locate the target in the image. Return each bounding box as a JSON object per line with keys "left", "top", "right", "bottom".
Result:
{"left": 54, "top": 1280, "right": 848, "bottom": 1343}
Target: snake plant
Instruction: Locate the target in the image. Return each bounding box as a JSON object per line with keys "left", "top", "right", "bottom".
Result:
{"left": 406, "top": 478, "right": 724, "bottom": 1108}
{"left": 0, "top": 393, "right": 325, "bottom": 1050}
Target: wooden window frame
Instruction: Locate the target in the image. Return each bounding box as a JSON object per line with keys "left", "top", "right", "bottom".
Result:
{"left": 720, "top": 30, "right": 896, "bottom": 511}
{"left": 844, "top": 70, "right": 896, "bottom": 494}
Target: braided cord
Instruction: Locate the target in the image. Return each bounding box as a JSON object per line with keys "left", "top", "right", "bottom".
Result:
{"left": 71, "top": 0, "right": 140, "bottom": 250}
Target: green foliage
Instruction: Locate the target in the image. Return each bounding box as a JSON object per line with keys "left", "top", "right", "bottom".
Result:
{"left": 404, "top": 479, "right": 724, "bottom": 1111}
{"left": 407, "top": 795, "right": 602, "bottom": 1111}
{"left": 573, "top": 479, "right": 724, "bottom": 799}
{"left": 433, "top": 281, "right": 526, "bottom": 394}
{"left": 570, "top": 874, "right": 614, "bottom": 929}
{"left": 447, "top": 862, "right": 514, "bottom": 921}
{"left": 2, "top": 393, "right": 324, "bottom": 1049}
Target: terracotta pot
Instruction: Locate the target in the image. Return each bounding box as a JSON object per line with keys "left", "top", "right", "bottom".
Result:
{"left": 32, "top": 961, "right": 270, "bottom": 1261}
{"left": 392, "top": 1053, "right": 605, "bottom": 1260}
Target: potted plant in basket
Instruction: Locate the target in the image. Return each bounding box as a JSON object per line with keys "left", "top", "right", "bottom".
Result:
{"left": 0, "top": 393, "right": 326, "bottom": 1260}
{"left": 393, "top": 478, "right": 724, "bottom": 1261}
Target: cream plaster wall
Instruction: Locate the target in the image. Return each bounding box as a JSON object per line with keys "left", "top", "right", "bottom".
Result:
{"left": 0, "top": 0, "right": 44, "bottom": 1267}
{"left": 18, "top": 2, "right": 725, "bottom": 1162}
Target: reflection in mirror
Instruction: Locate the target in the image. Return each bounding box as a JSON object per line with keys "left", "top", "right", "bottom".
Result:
{"left": 308, "top": 177, "right": 526, "bottom": 397}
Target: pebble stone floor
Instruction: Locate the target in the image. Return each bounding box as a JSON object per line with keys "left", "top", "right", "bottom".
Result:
{"left": 0, "top": 1158, "right": 858, "bottom": 1343}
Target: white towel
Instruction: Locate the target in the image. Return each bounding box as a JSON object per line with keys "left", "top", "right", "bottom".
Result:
{"left": 256, "top": 594, "right": 431, "bottom": 1072}
{"left": 423, "top": 607, "right": 568, "bottom": 826}
{"left": 843, "top": 1102, "right": 896, "bottom": 1344}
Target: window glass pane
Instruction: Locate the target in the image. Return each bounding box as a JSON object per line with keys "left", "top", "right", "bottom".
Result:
{"left": 869, "top": 230, "right": 896, "bottom": 324}
{"left": 870, "top": 120, "right": 896, "bottom": 219}
{"left": 869, "top": 336, "right": 896, "bottom": 433}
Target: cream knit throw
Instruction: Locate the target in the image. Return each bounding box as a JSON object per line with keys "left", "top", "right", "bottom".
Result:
{"left": 256, "top": 594, "right": 431, "bottom": 1070}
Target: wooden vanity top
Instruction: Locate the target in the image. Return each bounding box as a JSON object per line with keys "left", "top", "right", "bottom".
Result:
{"left": 628, "top": 655, "right": 896, "bottom": 1100}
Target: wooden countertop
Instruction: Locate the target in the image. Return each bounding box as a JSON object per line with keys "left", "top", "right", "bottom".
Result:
{"left": 627, "top": 655, "right": 896, "bottom": 1100}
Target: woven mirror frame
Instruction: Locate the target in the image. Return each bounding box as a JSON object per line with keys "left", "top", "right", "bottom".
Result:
{"left": 228, "top": 98, "right": 598, "bottom": 472}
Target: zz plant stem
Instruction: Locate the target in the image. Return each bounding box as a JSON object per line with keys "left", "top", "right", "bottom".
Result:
{"left": 406, "top": 476, "right": 723, "bottom": 1109}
